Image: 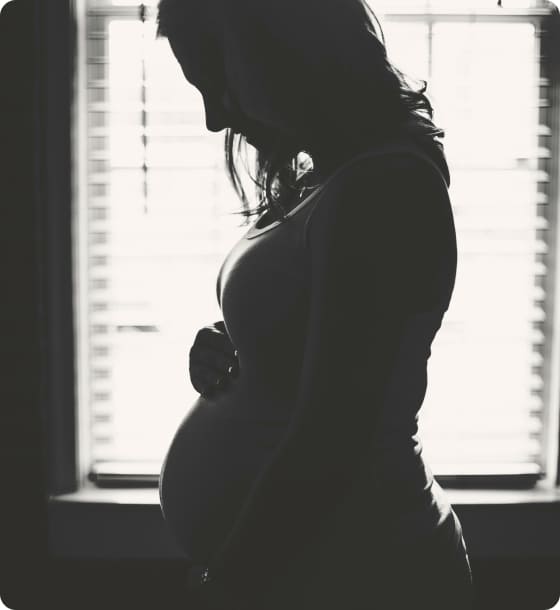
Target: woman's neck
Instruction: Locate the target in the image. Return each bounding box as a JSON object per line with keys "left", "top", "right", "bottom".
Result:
{"left": 309, "top": 131, "right": 397, "bottom": 181}
{"left": 310, "top": 144, "right": 371, "bottom": 181}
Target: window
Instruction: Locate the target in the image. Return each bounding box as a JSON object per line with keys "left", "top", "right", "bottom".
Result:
{"left": 78, "top": 0, "right": 560, "bottom": 487}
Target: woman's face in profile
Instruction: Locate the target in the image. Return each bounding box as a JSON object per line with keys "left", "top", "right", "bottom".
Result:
{"left": 166, "top": 18, "right": 305, "bottom": 153}
{"left": 166, "top": 33, "right": 231, "bottom": 132}
{"left": 166, "top": 30, "right": 283, "bottom": 150}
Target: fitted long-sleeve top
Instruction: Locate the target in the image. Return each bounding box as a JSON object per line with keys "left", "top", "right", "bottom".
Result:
{"left": 160, "top": 134, "right": 458, "bottom": 610}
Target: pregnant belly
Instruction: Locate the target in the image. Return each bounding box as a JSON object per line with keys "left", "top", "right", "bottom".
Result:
{"left": 159, "top": 388, "right": 289, "bottom": 562}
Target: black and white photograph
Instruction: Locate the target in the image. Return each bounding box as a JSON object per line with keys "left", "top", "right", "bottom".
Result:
{"left": 1, "top": 0, "right": 560, "bottom": 608}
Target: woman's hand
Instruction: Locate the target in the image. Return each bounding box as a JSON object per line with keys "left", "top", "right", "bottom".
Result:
{"left": 189, "top": 320, "right": 239, "bottom": 398}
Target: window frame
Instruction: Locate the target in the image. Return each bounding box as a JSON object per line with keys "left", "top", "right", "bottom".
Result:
{"left": 74, "top": 0, "right": 560, "bottom": 489}
{"left": 39, "top": 0, "right": 81, "bottom": 496}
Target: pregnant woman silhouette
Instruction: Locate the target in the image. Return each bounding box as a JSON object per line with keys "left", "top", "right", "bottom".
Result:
{"left": 157, "top": 0, "right": 474, "bottom": 608}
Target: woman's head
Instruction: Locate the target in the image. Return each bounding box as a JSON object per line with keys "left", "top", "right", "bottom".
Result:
{"left": 156, "top": 0, "right": 446, "bottom": 223}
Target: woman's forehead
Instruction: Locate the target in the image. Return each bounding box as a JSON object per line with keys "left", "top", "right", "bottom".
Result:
{"left": 162, "top": 0, "right": 221, "bottom": 40}
{"left": 167, "top": 23, "right": 223, "bottom": 89}
{"left": 167, "top": 33, "right": 196, "bottom": 77}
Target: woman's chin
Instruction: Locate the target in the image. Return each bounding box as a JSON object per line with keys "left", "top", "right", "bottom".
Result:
{"left": 228, "top": 125, "right": 260, "bottom": 147}
{"left": 234, "top": 119, "right": 298, "bottom": 151}
{"left": 243, "top": 127, "right": 269, "bottom": 149}
{"left": 236, "top": 118, "right": 279, "bottom": 149}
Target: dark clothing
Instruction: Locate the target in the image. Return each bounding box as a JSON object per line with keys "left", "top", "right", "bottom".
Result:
{"left": 159, "top": 133, "right": 473, "bottom": 609}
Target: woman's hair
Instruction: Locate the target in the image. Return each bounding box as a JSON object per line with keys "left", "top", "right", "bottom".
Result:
{"left": 156, "top": 0, "right": 446, "bottom": 226}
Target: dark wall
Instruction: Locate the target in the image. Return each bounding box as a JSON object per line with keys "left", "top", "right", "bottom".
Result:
{"left": 0, "top": 0, "right": 49, "bottom": 608}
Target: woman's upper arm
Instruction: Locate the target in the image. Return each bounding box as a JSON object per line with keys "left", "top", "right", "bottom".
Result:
{"left": 303, "top": 152, "right": 453, "bottom": 310}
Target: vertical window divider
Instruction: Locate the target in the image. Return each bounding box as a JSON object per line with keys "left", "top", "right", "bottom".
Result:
{"left": 538, "top": 6, "right": 560, "bottom": 486}
{"left": 73, "top": 0, "right": 94, "bottom": 489}
{"left": 139, "top": 2, "right": 149, "bottom": 214}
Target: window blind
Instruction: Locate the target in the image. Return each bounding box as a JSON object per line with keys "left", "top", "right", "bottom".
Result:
{"left": 80, "top": 0, "right": 559, "bottom": 486}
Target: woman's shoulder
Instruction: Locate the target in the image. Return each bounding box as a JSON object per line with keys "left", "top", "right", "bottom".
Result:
{"left": 303, "top": 145, "right": 450, "bottom": 246}
{"left": 325, "top": 143, "right": 448, "bottom": 194}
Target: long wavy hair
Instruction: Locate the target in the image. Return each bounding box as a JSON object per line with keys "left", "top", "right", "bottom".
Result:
{"left": 156, "top": 0, "right": 446, "bottom": 226}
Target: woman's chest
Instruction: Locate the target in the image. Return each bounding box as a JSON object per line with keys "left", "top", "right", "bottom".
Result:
{"left": 216, "top": 206, "right": 315, "bottom": 381}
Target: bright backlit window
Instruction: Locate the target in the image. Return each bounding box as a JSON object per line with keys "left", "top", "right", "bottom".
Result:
{"left": 77, "top": 0, "right": 559, "bottom": 485}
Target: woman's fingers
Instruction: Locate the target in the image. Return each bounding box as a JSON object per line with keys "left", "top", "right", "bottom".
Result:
{"left": 212, "top": 320, "right": 227, "bottom": 334}
{"left": 196, "top": 324, "right": 237, "bottom": 359}
{"left": 190, "top": 362, "right": 231, "bottom": 396}
{"left": 189, "top": 351, "right": 239, "bottom": 398}
{"left": 189, "top": 344, "right": 239, "bottom": 378}
{"left": 189, "top": 322, "right": 240, "bottom": 398}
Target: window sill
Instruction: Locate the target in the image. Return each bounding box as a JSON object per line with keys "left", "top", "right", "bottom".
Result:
{"left": 48, "top": 481, "right": 560, "bottom": 560}
{"left": 51, "top": 480, "right": 560, "bottom": 506}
